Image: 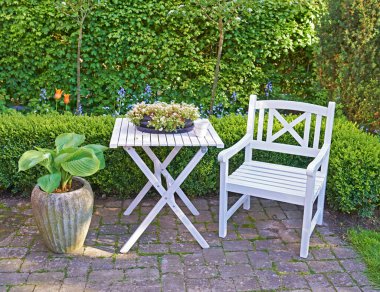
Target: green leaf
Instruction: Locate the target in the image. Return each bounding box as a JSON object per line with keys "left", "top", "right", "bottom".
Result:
{"left": 37, "top": 172, "right": 61, "bottom": 193}
{"left": 54, "top": 147, "right": 79, "bottom": 167}
{"left": 82, "top": 144, "right": 107, "bottom": 169}
{"left": 18, "top": 150, "right": 49, "bottom": 172}
{"left": 55, "top": 133, "right": 85, "bottom": 152}
{"left": 61, "top": 148, "right": 100, "bottom": 177}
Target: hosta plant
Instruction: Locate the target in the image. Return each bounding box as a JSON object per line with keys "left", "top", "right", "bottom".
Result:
{"left": 18, "top": 133, "right": 107, "bottom": 193}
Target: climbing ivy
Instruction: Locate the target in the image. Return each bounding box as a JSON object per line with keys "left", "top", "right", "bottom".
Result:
{"left": 0, "top": 0, "right": 325, "bottom": 115}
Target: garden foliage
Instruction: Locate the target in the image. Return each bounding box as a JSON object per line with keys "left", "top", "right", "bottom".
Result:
{"left": 0, "top": 113, "right": 378, "bottom": 217}
{"left": 317, "top": 0, "right": 380, "bottom": 131}
{"left": 0, "top": 0, "right": 324, "bottom": 115}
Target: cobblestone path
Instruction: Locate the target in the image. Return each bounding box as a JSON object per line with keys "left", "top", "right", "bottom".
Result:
{"left": 0, "top": 196, "right": 377, "bottom": 291}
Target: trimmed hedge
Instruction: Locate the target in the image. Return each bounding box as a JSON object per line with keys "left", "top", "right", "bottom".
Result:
{"left": 0, "top": 113, "right": 379, "bottom": 217}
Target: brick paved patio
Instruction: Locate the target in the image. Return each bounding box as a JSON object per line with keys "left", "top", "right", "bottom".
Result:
{"left": 0, "top": 196, "right": 377, "bottom": 291}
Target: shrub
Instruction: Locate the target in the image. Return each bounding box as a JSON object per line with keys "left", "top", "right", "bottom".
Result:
{"left": 0, "top": 0, "right": 324, "bottom": 114}
{"left": 0, "top": 112, "right": 378, "bottom": 217}
{"left": 328, "top": 119, "right": 380, "bottom": 217}
{"left": 317, "top": 0, "right": 380, "bottom": 131}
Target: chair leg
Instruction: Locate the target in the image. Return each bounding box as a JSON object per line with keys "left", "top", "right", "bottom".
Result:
{"left": 219, "top": 188, "right": 228, "bottom": 238}
{"left": 300, "top": 203, "right": 313, "bottom": 258}
{"left": 243, "top": 195, "right": 250, "bottom": 210}
{"left": 316, "top": 184, "right": 326, "bottom": 225}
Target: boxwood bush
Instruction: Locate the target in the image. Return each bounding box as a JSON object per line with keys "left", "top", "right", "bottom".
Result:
{"left": 0, "top": 112, "right": 379, "bottom": 217}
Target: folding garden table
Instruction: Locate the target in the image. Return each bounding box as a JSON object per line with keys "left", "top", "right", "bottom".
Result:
{"left": 109, "top": 118, "right": 224, "bottom": 253}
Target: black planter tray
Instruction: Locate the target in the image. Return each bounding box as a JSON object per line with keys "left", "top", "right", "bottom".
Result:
{"left": 136, "top": 124, "right": 194, "bottom": 134}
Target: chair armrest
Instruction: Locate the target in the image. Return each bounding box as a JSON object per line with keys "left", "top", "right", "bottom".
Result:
{"left": 218, "top": 134, "right": 252, "bottom": 163}
{"left": 306, "top": 144, "right": 330, "bottom": 177}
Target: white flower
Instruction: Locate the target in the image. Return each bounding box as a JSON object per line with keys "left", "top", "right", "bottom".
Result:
{"left": 247, "top": 8, "right": 252, "bottom": 13}
{"left": 236, "top": 16, "right": 241, "bottom": 21}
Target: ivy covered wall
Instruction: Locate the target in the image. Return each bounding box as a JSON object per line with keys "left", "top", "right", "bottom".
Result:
{"left": 0, "top": 0, "right": 324, "bottom": 114}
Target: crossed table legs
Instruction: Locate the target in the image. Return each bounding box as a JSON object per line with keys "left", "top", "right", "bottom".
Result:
{"left": 120, "top": 146, "right": 210, "bottom": 253}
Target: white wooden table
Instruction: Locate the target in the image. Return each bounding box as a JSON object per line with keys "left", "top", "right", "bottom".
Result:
{"left": 110, "top": 118, "right": 224, "bottom": 253}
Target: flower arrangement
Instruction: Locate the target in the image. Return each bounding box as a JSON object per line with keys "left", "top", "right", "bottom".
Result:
{"left": 127, "top": 102, "right": 200, "bottom": 133}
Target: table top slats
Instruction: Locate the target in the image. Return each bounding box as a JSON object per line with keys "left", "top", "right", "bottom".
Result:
{"left": 118, "top": 118, "right": 129, "bottom": 147}
{"left": 188, "top": 132, "right": 201, "bottom": 146}
{"left": 111, "top": 118, "right": 224, "bottom": 148}
{"left": 174, "top": 134, "right": 184, "bottom": 146}
{"left": 150, "top": 133, "right": 160, "bottom": 146}
{"left": 180, "top": 133, "right": 193, "bottom": 146}
{"left": 158, "top": 133, "right": 168, "bottom": 146}
{"left": 126, "top": 122, "right": 136, "bottom": 147}
{"left": 166, "top": 134, "right": 176, "bottom": 146}
{"left": 134, "top": 125, "right": 143, "bottom": 146}
{"left": 208, "top": 124, "right": 224, "bottom": 148}
{"left": 109, "top": 118, "right": 123, "bottom": 148}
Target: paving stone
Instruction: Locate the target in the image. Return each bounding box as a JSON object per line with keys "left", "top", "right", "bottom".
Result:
{"left": 203, "top": 248, "right": 226, "bottom": 265}
{"left": 256, "top": 270, "right": 282, "bottom": 290}
{"left": 335, "top": 287, "right": 362, "bottom": 292}
{"left": 218, "top": 264, "right": 253, "bottom": 279}
{"left": 209, "top": 278, "right": 236, "bottom": 292}
{"left": 126, "top": 267, "right": 159, "bottom": 283}
{"left": 9, "top": 285, "right": 36, "bottom": 292}
{"left": 308, "top": 260, "right": 343, "bottom": 273}
{"left": 311, "top": 248, "right": 336, "bottom": 260}
{"left": 44, "top": 257, "right": 70, "bottom": 271}
{"left": 265, "top": 207, "right": 287, "bottom": 220}
{"left": 9, "top": 236, "right": 34, "bottom": 247}
{"left": 332, "top": 247, "right": 359, "bottom": 259}
{"left": 327, "top": 272, "right": 356, "bottom": 287}
{"left": 284, "top": 210, "right": 303, "bottom": 219}
{"left": 33, "top": 284, "right": 62, "bottom": 292}
{"left": 277, "top": 261, "right": 309, "bottom": 273}
{"left": 60, "top": 277, "right": 87, "bottom": 292}
{"left": 88, "top": 269, "right": 124, "bottom": 283}
{"left": 281, "top": 274, "right": 309, "bottom": 289}
{"left": 255, "top": 239, "right": 286, "bottom": 250}
{"left": 247, "top": 251, "right": 272, "bottom": 269}
{"left": 136, "top": 255, "right": 159, "bottom": 268}
{"left": 83, "top": 246, "right": 113, "bottom": 258}
{"left": 162, "top": 273, "right": 185, "bottom": 292}
{"left": 282, "top": 219, "right": 303, "bottom": 229}
{"left": 225, "top": 251, "right": 249, "bottom": 264}
{"left": 0, "top": 273, "right": 29, "bottom": 285}
{"left": 0, "top": 247, "right": 28, "bottom": 258}
{"left": 304, "top": 274, "right": 332, "bottom": 289}
{"left": 139, "top": 243, "right": 169, "bottom": 254}
{"left": 161, "top": 254, "right": 183, "bottom": 274}
{"left": 183, "top": 252, "right": 205, "bottom": 266}
{"left": 27, "top": 272, "right": 65, "bottom": 285}
{"left": 339, "top": 259, "right": 366, "bottom": 272}
{"left": 222, "top": 240, "right": 252, "bottom": 252}
{"left": 186, "top": 278, "right": 211, "bottom": 292}
{"left": 237, "top": 227, "right": 259, "bottom": 240}
{"left": 170, "top": 242, "right": 200, "bottom": 253}
{"left": 185, "top": 265, "right": 218, "bottom": 279}
{"left": 0, "top": 259, "right": 23, "bottom": 272}
{"left": 90, "top": 257, "right": 114, "bottom": 270}
{"left": 350, "top": 271, "right": 373, "bottom": 287}
{"left": 269, "top": 249, "right": 297, "bottom": 261}
{"left": 233, "top": 276, "right": 260, "bottom": 291}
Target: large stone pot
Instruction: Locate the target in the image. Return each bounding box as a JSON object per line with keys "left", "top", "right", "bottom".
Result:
{"left": 31, "top": 177, "right": 94, "bottom": 253}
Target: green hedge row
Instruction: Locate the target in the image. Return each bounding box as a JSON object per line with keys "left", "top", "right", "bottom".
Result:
{"left": 0, "top": 113, "right": 379, "bottom": 217}
{"left": 0, "top": 0, "right": 324, "bottom": 113}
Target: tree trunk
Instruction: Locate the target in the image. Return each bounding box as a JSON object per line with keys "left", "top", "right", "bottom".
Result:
{"left": 76, "top": 23, "right": 83, "bottom": 114}
{"left": 209, "top": 17, "right": 224, "bottom": 115}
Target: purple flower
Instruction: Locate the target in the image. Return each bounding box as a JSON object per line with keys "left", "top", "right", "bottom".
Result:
{"left": 265, "top": 81, "right": 273, "bottom": 97}
{"left": 144, "top": 84, "right": 152, "bottom": 96}
{"left": 231, "top": 91, "right": 237, "bottom": 101}
{"left": 39, "top": 88, "right": 47, "bottom": 101}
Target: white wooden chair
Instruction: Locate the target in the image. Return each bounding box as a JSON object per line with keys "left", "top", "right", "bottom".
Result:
{"left": 218, "top": 95, "right": 335, "bottom": 258}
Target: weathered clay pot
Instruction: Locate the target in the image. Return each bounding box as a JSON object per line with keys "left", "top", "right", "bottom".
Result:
{"left": 31, "top": 177, "right": 94, "bottom": 253}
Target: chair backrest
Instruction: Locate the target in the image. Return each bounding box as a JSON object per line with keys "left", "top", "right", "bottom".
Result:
{"left": 246, "top": 95, "right": 335, "bottom": 158}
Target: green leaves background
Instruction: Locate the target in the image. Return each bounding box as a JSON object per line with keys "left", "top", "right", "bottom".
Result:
{"left": 0, "top": 0, "right": 324, "bottom": 113}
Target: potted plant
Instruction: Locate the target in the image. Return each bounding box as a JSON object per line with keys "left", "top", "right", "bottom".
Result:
{"left": 127, "top": 102, "right": 200, "bottom": 133}
{"left": 18, "top": 133, "right": 107, "bottom": 253}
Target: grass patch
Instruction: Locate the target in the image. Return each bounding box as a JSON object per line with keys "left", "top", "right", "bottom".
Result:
{"left": 348, "top": 229, "right": 380, "bottom": 288}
